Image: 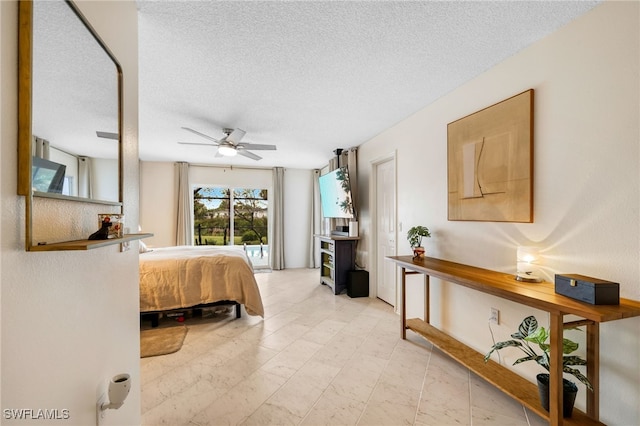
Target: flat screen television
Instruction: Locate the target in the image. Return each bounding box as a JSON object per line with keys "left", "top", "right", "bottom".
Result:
{"left": 32, "top": 156, "right": 66, "bottom": 194}
{"left": 319, "top": 167, "right": 354, "bottom": 218}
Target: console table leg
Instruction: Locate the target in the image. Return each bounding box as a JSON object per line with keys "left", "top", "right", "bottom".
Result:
{"left": 549, "top": 313, "right": 564, "bottom": 426}
{"left": 587, "top": 322, "right": 600, "bottom": 419}
{"left": 424, "top": 274, "right": 430, "bottom": 324}
{"left": 401, "top": 267, "right": 407, "bottom": 339}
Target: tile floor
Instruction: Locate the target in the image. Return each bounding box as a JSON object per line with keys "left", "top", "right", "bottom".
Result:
{"left": 141, "top": 268, "right": 548, "bottom": 425}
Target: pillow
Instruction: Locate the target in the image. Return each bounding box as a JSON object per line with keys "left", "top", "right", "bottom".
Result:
{"left": 139, "top": 240, "right": 151, "bottom": 253}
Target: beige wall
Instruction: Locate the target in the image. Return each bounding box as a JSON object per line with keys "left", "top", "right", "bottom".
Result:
{"left": 358, "top": 1, "right": 639, "bottom": 424}
{"left": 139, "top": 162, "right": 176, "bottom": 247}
{"left": 0, "top": 1, "right": 140, "bottom": 425}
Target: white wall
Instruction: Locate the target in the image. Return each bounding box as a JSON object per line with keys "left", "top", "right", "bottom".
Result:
{"left": 357, "top": 2, "right": 639, "bottom": 424}
{"left": 140, "top": 162, "right": 313, "bottom": 268}
{"left": 0, "top": 1, "right": 141, "bottom": 425}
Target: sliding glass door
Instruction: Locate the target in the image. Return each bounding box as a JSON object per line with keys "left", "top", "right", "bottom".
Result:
{"left": 193, "top": 187, "right": 269, "bottom": 268}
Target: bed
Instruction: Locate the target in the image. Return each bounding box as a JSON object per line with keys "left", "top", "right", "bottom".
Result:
{"left": 139, "top": 245, "right": 264, "bottom": 324}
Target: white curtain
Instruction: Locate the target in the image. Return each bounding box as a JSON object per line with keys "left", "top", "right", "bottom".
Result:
{"left": 33, "top": 137, "right": 50, "bottom": 159}
{"left": 78, "top": 156, "right": 92, "bottom": 199}
{"left": 309, "top": 169, "right": 321, "bottom": 268}
{"left": 271, "top": 167, "right": 285, "bottom": 270}
{"left": 175, "top": 162, "right": 193, "bottom": 246}
{"left": 328, "top": 154, "right": 339, "bottom": 171}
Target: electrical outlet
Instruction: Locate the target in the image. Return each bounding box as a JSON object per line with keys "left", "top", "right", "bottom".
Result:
{"left": 490, "top": 307, "right": 499, "bottom": 324}
{"left": 121, "top": 227, "right": 131, "bottom": 252}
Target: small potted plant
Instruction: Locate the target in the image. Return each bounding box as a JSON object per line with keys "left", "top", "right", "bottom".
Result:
{"left": 484, "top": 315, "right": 593, "bottom": 417}
{"left": 407, "top": 225, "right": 431, "bottom": 258}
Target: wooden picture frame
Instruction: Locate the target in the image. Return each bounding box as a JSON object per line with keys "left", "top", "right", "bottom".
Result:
{"left": 447, "top": 89, "right": 534, "bottom": 222}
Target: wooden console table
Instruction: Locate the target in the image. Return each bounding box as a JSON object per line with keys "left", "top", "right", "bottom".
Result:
{"left": 388, "top": 255, "right": 640, "bottom": 426}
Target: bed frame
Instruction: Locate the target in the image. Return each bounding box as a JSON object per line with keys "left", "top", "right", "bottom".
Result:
{"left": 141, "top": 300, "right": 241, "bottom": 327}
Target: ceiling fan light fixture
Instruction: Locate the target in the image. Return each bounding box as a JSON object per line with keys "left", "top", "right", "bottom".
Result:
{"left": 218, "top": 145, "right": 237, "bottom": 157}
{"left": 180, "top": 126, "right": 276, "bottom": 161}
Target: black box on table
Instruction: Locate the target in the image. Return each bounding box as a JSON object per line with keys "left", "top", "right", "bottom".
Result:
{"left": 554, "top": 274, "right": 619, "bottom": 305}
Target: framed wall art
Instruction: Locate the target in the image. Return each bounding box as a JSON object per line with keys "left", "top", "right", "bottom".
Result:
{"left": 447, "top": 89, "right": 534, "bottom": 222}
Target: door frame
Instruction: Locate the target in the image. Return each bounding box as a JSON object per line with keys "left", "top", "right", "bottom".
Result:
{"left": 370, "top": 151, "right": 397, "bottom": 307}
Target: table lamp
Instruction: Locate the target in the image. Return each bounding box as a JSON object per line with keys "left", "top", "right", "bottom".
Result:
{"left": 516, "top": 246, "right": 542, "bottom": 282}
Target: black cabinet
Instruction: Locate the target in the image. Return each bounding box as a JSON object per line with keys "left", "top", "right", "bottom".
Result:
{"left": 317, "top": 235, "right": 357, "bottom": 295}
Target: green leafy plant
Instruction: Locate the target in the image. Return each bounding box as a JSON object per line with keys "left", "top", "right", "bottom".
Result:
{"left": 407, "top": 226, "right": 431, "bottom": 248}
{"left": 484, "top": 315, "right": 593, "bottom": 391}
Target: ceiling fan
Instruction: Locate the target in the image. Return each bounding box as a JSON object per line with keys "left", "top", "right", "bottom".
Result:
{"left": 96, "top": 131, "right": 118, "bottom": 140}
{"left": 179, "top": 127, "right": 276, "bottom": 161}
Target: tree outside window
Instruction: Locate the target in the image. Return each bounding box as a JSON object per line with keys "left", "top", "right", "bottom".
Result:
{"left": 193, "top": 187, "right": 268, "bottom": 246}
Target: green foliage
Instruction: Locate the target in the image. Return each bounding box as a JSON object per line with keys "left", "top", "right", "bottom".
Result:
{"left": 335, "top": 168, "right": 350, "bottom": 193}
{"left": 484, "top": 315, "right": 593, "bottom": 391}
{"left": 407, "top": 226, "right": 431, "bottom": 248}
{"left": 241, "top": 231, "right": 260, "bottom": 244}
{"left": 193, "top": 187, "right": 268, "bottom": 245}
{"left": 333, "top": 168, "right": 354, "bottom": 215}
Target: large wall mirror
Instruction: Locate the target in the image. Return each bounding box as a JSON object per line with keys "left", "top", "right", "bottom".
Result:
{"left": 18, "top": 0, "right": 122, "bottom": 205}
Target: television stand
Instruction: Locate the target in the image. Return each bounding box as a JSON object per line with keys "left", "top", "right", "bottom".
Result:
{"left": 315, "top": 234, "right": 359, "bottom": 294}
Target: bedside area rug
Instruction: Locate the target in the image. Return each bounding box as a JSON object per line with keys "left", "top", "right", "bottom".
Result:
{"left": 140, "top": 325, "right": 187, "bottom": 358}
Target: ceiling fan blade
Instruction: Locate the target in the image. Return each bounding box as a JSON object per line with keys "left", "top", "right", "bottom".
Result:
{"left": 237, "top": 149, "right": 262, "bottom": 161}
{"left": 96, "top": 131, "right": 119, "bottom": 140}
{"left": 177, "top": 141, "right": 216, "bottom": 147}
{"left": 226, "top": 128, "right": 246, "bottom": 144}
{"left": 237, "top": 143, "right": 277, "bottom": 151}
{"left": 181, "top": 127, "right": 220, "bottom": 144}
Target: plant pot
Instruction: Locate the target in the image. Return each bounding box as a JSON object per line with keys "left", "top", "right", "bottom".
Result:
{"left": 536, "top": 373, "right": 578, "bottom": 418}
{"left": 412, "top": 246, "right": 425, "bottom": 259}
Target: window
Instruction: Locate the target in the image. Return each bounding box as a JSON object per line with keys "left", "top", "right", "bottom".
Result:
{"left": 193, "top": 187, "right": 269, "bottom": 267}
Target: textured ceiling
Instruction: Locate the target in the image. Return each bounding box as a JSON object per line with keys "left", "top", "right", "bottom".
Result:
{"left": 137, "top": 0, "right": 601, "bottom": 169}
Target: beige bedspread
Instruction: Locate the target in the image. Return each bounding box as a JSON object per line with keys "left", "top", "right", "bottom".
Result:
{"left": 139, "top": 245, "right": 264, "bottom": 317}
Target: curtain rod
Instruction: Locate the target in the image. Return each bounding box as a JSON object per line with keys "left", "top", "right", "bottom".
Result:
{"left": 50, "top": 144, "right": 78, "bottom": 159}
{"left": 186, "top": 162, "right": 274, "bottom": 172}
{"left": 186, "top": 162, "right": 318, "bottom": 172}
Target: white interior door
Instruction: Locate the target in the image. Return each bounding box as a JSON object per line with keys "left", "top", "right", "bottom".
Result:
{"left": 375, "top": 157, "right": 396, "bottom": 306}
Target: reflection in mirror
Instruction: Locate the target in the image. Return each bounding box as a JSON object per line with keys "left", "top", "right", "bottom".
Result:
{"left": 32, "top": 156, "right": 66, "bottom": 193}
{"left": 30, "top": 0, "right": 120, "bottom": 202}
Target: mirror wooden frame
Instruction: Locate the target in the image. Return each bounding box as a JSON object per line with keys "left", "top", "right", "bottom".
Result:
{"left": 17, "top": 0, "right": 125, "bottom": 250}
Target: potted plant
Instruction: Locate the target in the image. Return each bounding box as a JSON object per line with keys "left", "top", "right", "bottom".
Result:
{"left": 407, "top": 226, "right": 431, "bottom": 258}
{"left": 484, "top": 315, "right": 592, "bottom": 417}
